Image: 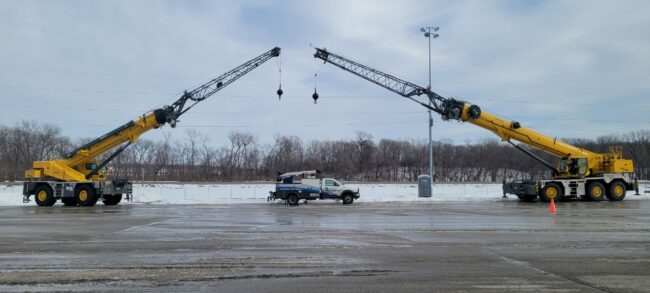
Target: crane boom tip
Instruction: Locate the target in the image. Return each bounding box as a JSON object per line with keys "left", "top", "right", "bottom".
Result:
{"left": 271, "top": 47, "right": 281, "bottom": 56}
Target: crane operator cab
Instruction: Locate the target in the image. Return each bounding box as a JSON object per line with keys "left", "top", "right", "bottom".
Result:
{"left": 82, "top": 161, "right": 108, "bottom": 181}
{"left": 558, "top": 157, "right": 588, "bottom": 178}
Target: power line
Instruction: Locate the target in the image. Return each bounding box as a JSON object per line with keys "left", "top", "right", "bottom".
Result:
{"left": 1, "top": 103, "right": 648, "bottom": 125}
{"left": 2, "top": 84, "right": 648, "bottom": 108}
{"left": 0, "top": 85, "right": 179, "bottom": 96}
{"left": 2, "top": 65, "right": 645, "bottom": 93}
{"left": 58, "top": 121, "right": 645, "bottom": 134}
{"left": 0, "top": 66, "right": 312, "bottom": 82}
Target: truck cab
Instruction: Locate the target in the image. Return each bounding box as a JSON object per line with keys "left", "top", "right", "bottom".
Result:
{"left": 268, "top": 170, "right": 360, "bottom": 205}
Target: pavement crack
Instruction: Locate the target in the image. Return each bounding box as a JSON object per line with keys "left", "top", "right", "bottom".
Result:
{"left": 484, "top": 248, "right": 613, "bottom": 293}
{"left": 117, "top": 217, "right": 181, "bottom": 233}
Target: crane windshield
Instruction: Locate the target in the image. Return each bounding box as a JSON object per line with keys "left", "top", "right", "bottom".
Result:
{"left": 560, "top": 158, "right": 588, "bottom": 176}
{"left": 559, "top": 159, "right": 568, "bottom": 173}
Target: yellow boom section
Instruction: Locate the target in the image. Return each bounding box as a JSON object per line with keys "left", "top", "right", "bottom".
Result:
{"left": 458, "top": 103, "right": 633, "bottom": 177}
{"left": 25, "top": 111, "right": 163, "bottom": 182}
{"left": 459, "top": 103, "right": 594, "bottom": 158}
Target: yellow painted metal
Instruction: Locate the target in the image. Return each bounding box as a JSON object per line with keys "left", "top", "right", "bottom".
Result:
{"left": 592, "top": 185, "right": 603, "bottom": 197}
{"left": 78, "top": 190, "right": 88, "bottom": 202}
{"left": 25, "top": 111, "right": 162, "bottom": 182}
{"left": 546, "top": 186, "right": 558, "bottom": 198}
{"left": 37, "top": 190, "right": 47, "bottom": 202}
{"left": 460, "top": 104, "right": 593, "bottom": 158}
{"left": 459, "top": 103, "right": 634, "bottom": 179}
{"left": 614, "top": 185, "right": 624, "bottom": 197}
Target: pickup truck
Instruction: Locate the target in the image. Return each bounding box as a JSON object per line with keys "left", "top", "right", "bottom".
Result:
{"left": 268, "top": 170, "right": 360, "bottom": 205}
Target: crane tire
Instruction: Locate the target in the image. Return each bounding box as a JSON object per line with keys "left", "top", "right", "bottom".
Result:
{"left": 102, "top": 194, "right": 123, "bottom": 206}
{"left": 287, "top": 193, "right": 300, "bottom": 206}
{"left": 76, "top": 185, "right": 98, "bottom": 207}
{"left": 606, "top": 181, "right": 626, "bottom": 201}
{"left": 586, "top": 181, "right": 606, "bottom": 202}
{"left": 539, "top": 182, "right": 564, "bottom": 203}
{"left": 34, "top": 185, "right": 56, "bottom": 206}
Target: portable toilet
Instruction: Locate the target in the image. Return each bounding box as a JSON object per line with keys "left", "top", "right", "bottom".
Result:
{"left": 418, "top": 175, "right": 432, "bottom": 197}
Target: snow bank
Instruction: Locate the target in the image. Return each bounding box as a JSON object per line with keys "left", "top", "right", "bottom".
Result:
{"left": 1, "top": 182, "right": 648, "bottom": 206}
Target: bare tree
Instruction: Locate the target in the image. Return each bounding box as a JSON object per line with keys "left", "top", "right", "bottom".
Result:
{"left": 2, "top": 120, "right": 649, "bottom": 182}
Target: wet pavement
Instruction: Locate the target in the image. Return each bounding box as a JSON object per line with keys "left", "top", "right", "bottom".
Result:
{"left": 1, "top": 201, "right": 649, "bottom": 292}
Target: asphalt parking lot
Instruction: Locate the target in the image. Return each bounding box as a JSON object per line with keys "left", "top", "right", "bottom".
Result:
{"left": 1, "top": 200, "right": 649, "bottom": 292}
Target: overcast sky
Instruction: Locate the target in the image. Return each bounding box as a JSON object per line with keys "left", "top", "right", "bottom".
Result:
{"left": 1, "top": 0, "right": 649, "bottom": 145}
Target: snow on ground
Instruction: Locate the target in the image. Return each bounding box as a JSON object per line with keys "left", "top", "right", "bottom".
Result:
{"left": 1, "top": 182, "right": 648, "bottom": 206}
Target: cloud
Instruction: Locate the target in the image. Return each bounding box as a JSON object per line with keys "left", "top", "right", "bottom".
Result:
{"left": 0, "top": 0, "right": 648, "bottom": 146}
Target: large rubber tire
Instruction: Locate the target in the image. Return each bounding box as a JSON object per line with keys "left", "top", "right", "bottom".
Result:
{"left": 586, "top": 181, "right": 606, "bottom": 202}
{"left": 287, "top": 193, "right": 300, "bottom": 206}
{"left": 34, "top": 185, "right": 56, "bottom": 206}
{"left": 76, "top": 185, "right": 98, "bottom": 207}
{"left": 341, "top": 193, "right": 354, "bottom": 205}
{"left": 539, "top": 182, "right": 564, "bottom": 203}
{"left": 606, "top": 181, "right": 626, "bottom": 201}
{"left": 61, "top": 197, "right": 78, "bottom": 206}
{"left": 102, "top": 194, "right": 123, "bottom": 206}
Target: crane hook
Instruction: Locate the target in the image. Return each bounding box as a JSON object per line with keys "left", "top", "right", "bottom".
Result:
{"left": 312, "top": 89, "right": 319, "bottom": 104}
{"left": 312, "top": 71, "right": 320, "bottom": 104}
{"left": 277, "top": 55, "right": 283, "bottom": 100}
{"left": 277, "top": 86, "right": 283, "bottom": 100}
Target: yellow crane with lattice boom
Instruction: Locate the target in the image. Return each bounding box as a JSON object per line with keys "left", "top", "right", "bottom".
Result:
{"left": 23, "top": 47, "right": 281, "bottom": 206}
{"left": 313, "top": 47, "right": 635, "bottom": 202}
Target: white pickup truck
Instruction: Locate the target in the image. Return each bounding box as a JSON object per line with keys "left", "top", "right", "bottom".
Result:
{"left": 268, "top": 170, "right": 360, "bottom": 205}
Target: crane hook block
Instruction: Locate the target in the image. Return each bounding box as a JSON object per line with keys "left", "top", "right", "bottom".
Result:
{"left": 277, "top": 87, "right": 283, "bottom": 100}
{"left": 312, "top": 91, "right": 319, "bottom": 104}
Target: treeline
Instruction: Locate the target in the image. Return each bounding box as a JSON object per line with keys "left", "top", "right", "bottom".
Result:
{"left": 1, "top": 121, "right": 648, "bottom": 182}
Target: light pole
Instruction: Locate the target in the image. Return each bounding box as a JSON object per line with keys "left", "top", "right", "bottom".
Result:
{"left": 421, "top": 26, "right": 439, "bottom": 185}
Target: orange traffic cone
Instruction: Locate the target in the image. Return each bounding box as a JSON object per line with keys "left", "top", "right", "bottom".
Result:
{"left": 549, "top": 198, "right": 557, "bottom": 213}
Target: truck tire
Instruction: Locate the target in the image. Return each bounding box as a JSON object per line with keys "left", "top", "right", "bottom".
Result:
{"left": 341, "top": 193, "right": 354, "bottom": 205}
{"left": 102, "top": 194, "right": 122, "bottom": 206}
{"left": 287, "top": 193, "right": 299, "bottom": 206}
{"left": 586, "top": 181, "right": 606, "bottom": 202}
{"left": 61, "top": 197, "right": 78, "bottom": 206}
{"left": 539, "top": 182, "right": 564, "bottom": 202}
{"left": 34, "top": 185, "right": 56, "bottom": 206}
{"left": 76, "top": 185, "right": 98, "bottom": 207}
{"left": 606, "top": 181, "right": 626, "bottom": 201}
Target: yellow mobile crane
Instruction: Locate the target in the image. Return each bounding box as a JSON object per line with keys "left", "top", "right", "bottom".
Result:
{"left": 313, "top": 48, "right": 635, "bottom": 202}
{"left": 23, "top": 47, "right": 281, "bottom": 206}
